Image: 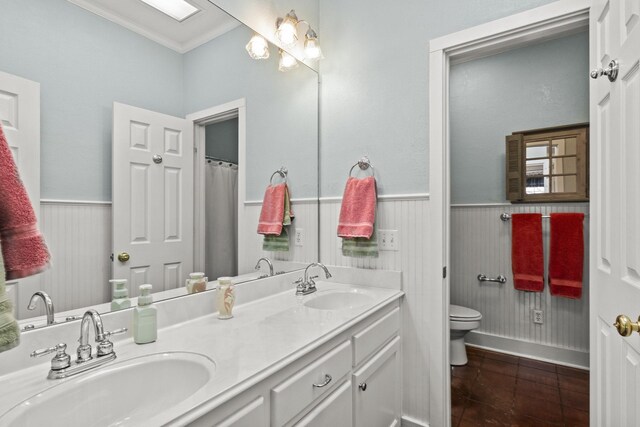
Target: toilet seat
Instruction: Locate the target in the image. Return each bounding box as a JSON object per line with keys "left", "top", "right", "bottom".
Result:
{"left": 449, "top": 304, "right": 482, "bottom": 322}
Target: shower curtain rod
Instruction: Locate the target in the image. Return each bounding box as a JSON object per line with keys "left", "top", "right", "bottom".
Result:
{"left": 205, "top": 155, "right": 237, "bottom": 165}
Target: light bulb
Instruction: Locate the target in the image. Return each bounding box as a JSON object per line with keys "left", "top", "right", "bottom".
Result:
{"left": 275, "top": 11, "right": 299, "bottom": 46}
{"left": 279, "top": 50, "right": 299, "bottom": 72}
{"left": 245, "top": 34, "right": 270, "bottom": 60}
{"left": 304, "top": 36, "right": 323, "bottom": 61}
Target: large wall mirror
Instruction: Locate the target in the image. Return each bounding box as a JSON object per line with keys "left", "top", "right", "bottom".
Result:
{"left": 0, "top": 0, "right": 319, "bottom": 326}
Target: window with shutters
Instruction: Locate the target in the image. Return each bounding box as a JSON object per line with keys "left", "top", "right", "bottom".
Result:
{"left": 505, "top": 123, "right": 588, "bottom": 202}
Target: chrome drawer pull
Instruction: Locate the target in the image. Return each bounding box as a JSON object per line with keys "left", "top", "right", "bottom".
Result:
{"left": 359, "top": 382, "right": 367, "bottom": 391}
{"left": 312, "top": 374, "right": 332, "bottom": 388}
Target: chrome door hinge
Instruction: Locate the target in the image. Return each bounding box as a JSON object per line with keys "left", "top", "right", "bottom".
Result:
{"left": 443, "top": 266, "right": 447, "bottom": 279}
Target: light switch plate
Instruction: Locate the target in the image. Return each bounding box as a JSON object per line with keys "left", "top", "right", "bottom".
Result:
{"left": 379, "top": 229, "right": 399, "bottom": 251}
{"left": 295, "top": 229, "right": 304, "bottom": 247}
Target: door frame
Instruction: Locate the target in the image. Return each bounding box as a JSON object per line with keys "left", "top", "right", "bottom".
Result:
{"left": 186, "top": 98, "right": 247, "bottom": 275}
{"left": 427, "top": 1, "right": 589, "bottom": 425}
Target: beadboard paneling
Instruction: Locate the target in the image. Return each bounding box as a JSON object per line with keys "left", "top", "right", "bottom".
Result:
{"left": 450, "top": 203, "right": 590, "bottom": 363}
{"left": 16, "top": 201, "right": 319, "bottom": 321}
{"left": 13, "top": 202, "right": 113, "bottom": 320}
{"left": 320, "top": 198, "right": 430, "bottom": 424}
{"left": 241, "top": 201, "right": 319, "bottom": 273}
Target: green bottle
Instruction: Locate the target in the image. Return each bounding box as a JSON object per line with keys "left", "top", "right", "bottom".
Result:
{"left": 109, "top": 279, "right": 131, "bottom": 311}
{"left": 133, "top": 284, "right": 157, "bottom": 344}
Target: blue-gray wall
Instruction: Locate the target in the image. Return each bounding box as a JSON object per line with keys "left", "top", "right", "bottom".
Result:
{"left": 0, "top": 0, "right": 184, "bottom": 201}
{"left": 449, "top": 32, "right": 589, "bottom": 204}
{"left": 318, "top": 0, "right": 560, "bottom": 197}
{"left": 206, "top": 118, "right": 239, "bottom": 164}
{"left": 184, "top": 24, "right": 319, "bottom": 200}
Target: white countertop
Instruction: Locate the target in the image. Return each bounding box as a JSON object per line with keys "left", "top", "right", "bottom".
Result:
{"left": 0, "top": 281, "right": 403, "bottom": 426}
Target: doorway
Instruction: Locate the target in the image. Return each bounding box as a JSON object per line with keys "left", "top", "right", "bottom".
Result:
{"left": 448, "top": 32, "right": 590, "bottom": 425}
{"left": 187, "top": 99, "right": 247, "bottom": 278}
{"left": 426, "top": 2, "right": 591, "bottom": 426}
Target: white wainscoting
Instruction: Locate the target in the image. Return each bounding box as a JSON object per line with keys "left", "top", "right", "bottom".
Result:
{"left": 9, "top": 201, "right": 113, "bottom": 320}
{"left": 320, "top": 196, "right": 430, "bottom": 425}
{"left": 11, "top": 200, "right": 319, "bottom": 321}
{"left": 241, "top": 200, "right": 319, "bottom": 274}
{"left": 450, "top": 203, "right": 590, "bottom": 367}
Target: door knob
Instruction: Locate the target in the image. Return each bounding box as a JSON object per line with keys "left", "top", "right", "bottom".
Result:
{"left": 614, "top": 314, "right": 640, "bottom": 337}
{"left": 359, "top": 382, "right": 367, "bottom": 391}
{"left": 117, "top": 252, "right": 130, "bottom": 263}
{"left": 590, "top": 59, "right": 619, "bottom": 82}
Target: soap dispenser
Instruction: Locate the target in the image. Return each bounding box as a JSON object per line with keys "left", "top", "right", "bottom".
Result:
{"left": 133, "top": 284, "right": 157, "bottom": 344}
{"left": 109, "top": 279, "right": 131, "bottom": 311}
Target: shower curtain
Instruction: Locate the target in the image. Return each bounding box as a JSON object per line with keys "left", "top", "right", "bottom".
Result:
{"left": 205, "top": 161, "right": 238, "bottom": 280}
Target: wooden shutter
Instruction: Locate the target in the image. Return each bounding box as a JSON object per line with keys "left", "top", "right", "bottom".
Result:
{"left": 505, "top": 134, "right": 523, "bottom": 201}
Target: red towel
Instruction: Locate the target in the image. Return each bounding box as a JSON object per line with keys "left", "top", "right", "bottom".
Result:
{"left": 337, "top": 176, "right": 377, "bottom": 238}
{"left": 549, "top": 213, "right": 584, "bottom": 299}
{"left": 257, "top": 183, "right": 286, "bottom": 235}
{"left": 0, "top": 124, "right": 50, "bottom": 280}
{"left": 511, "top": 213, "right": 544, "bottom": 292}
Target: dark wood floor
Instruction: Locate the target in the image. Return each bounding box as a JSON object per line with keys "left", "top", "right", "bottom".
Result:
{"left": 451, "top": 346, "right": 589, "bottom": 427}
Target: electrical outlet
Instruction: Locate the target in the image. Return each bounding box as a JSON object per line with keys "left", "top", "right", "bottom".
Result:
{"left": 295, "top": 229, "right": 304, "bottom": 247}
{"left": 379, "top": 229, "right": 399, "bottom": 251}
{"left": 533, "top": 310, "right": 544, "bottom": 324}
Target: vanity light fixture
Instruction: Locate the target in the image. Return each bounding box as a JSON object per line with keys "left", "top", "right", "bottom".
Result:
{"left": 138, "top": 0, "right": 199, "bottom": 22}
{"left": 275, "top": 10, "right": 324, "bottom": 62}
{"left": 245, "top": 34, "right": 270, "bottom": 60}
{"left": 275, "top": 10, "right": 300, "bottom": 46}
{"left": 278, "top": 50, "right": 299, "bottom": 72}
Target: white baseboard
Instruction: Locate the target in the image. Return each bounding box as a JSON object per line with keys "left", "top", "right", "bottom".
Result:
{"left": 466, "top": 330, "right": 589, "bottom": 369}
{"left": 401, "top": 415, "right": 429, "bottom": 427}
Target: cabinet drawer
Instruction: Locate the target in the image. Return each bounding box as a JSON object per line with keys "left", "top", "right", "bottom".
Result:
{"left": 352, "top": 307, "right": 399, "bottom": 366}
{"left": 295, "top": 380, "right": 352, "bottom": 427}
{"left": 271, "top": 340, "right": 352, "bottom": 426}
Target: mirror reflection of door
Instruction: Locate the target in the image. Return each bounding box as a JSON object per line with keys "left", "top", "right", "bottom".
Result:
{"left": 112, "top": 102, "right": 194, "bottom": 297}
{"left": 204, "top": 117, "right": 239, "bottom": 280}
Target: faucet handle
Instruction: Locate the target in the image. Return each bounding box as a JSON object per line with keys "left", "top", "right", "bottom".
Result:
{"left": 103, "top": 327, "right": 128, "bottom": 340}
{"left": 31, "top": 343, "right": 71, "bottom": 370}
{"left": 294, "top": 278, "right": 306, "bottom": 295}
{"left": 97, "top": 327, "right": 128, "bottom": 357}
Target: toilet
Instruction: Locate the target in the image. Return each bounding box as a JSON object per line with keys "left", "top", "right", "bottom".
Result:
{"left": 449, "top": 304, "right": 482, "bottom": 366}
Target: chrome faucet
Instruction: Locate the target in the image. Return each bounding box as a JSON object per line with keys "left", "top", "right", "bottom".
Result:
{"left": 30, "top": 309, "right": 127, "bottom": 379}
{"left": 77, "top": 309, "right": 108, "bottom": 362}
{"left": 255, "top": 257, "right": 274, "bottom": 278}
{"left": 27, "top": 291, "right": 55, "bottom": 325}
{"left": 295, "top": 262, "right": 332, "bottom": 295}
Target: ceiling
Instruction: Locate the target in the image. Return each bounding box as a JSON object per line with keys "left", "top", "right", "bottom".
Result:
{"left": 68, "top": 0, "right": 241, "bottom": 53}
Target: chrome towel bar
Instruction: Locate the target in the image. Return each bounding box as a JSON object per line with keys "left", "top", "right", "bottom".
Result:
{"left": 499, "top": 212, "right": 588, "bottom": 221}
{"left": 477, "top": 274, "right": 507, "bottom": 284}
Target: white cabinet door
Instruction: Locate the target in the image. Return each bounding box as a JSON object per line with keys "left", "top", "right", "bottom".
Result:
{"left": 352, "top": 336, "right": 400, "bottom": 427}
{"left": 112, "top": 102, "right": 193, "bottom": 294}
{"left": 295, "top": 381, "right": 352, "bottom": 427}
{"left": 590, "top": 1, "right": 640, "bottom": 426}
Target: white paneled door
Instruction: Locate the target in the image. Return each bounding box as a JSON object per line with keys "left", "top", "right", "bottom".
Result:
{"left": 112, "top": 103, "right": 193, "bottom": 296}
{"left": 0, "top": 70, "right": 40, "bottom": 317}
{"left": 590, "top": 0, "right": 640, "bottom": 425}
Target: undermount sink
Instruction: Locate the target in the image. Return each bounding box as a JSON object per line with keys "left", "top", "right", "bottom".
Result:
{"left": 304, "top": 289, "right": 374, "bottom": 310}
{"left": 0, "top": 352, "right": 216, "bottom": 427}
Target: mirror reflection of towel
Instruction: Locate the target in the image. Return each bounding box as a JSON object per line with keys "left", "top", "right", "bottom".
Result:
{"left": 0, "top": 243, "right": 20, "bottom": 353}
{"left": 0, "top": 123, "right": 50, "bottom": 280}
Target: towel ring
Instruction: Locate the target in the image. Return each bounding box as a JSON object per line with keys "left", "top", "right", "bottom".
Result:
{"left": 270, "top": 167, "right": 288, "bottom": 185}
{"left": 348, "top": 156, "right": 375, "bottom": 178}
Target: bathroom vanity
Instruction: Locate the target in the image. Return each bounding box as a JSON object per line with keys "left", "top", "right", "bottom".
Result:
{"left": 0, "top": 273, "right": 403, "bottom": 426}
